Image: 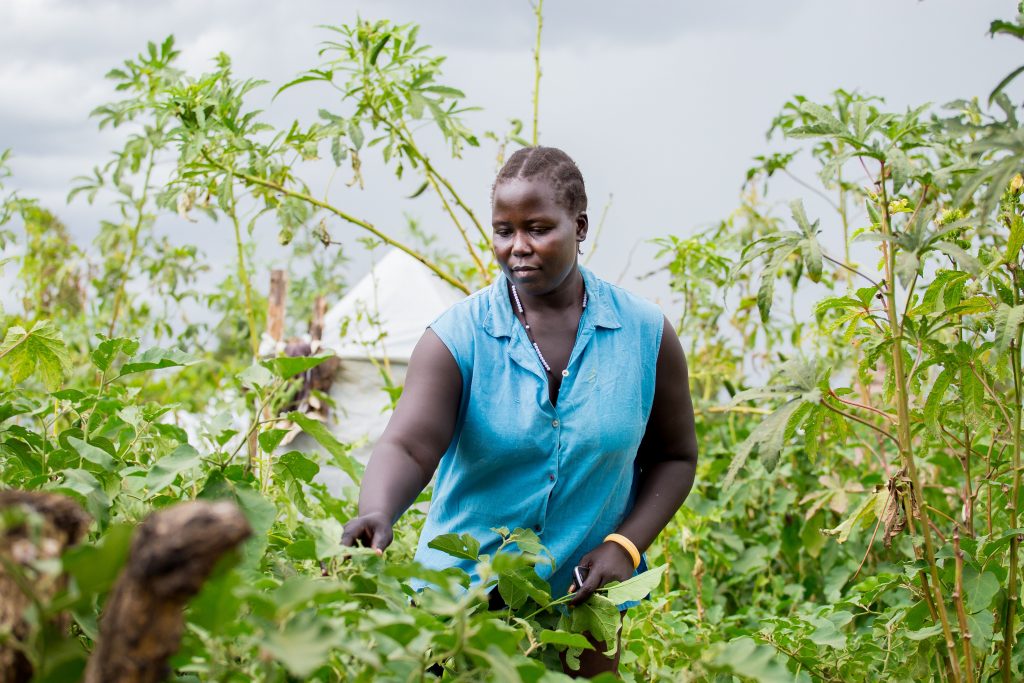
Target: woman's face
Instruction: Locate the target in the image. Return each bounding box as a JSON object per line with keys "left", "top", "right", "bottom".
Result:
{"left": 491, "top": 178, "right": 587, "bottom": 297}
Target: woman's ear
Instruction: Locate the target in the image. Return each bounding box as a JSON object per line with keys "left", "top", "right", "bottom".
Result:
{"left": 576, "top": 211, "right": 589, "bottom": 242}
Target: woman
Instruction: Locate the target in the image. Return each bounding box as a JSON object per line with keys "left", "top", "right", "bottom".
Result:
{"left": 342, "top": 146, "right": 698, "bottom": 676}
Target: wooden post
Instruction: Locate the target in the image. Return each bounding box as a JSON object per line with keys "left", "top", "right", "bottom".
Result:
{"left": 309, "top": 295, "right": 327, "bottom": 342}
{"left": 267, "top": 269, "right": 287, "bottom": 343}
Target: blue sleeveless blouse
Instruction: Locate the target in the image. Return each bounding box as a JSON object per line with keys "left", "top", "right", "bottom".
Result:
{"left": 414, "top": 266, "right": 664, "bottom": 600}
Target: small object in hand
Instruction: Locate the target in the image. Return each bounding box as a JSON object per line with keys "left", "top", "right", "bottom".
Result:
{"left": 570, "top": 564, "right": 589, "bottom": 593}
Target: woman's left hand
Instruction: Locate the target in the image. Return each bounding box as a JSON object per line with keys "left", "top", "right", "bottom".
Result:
{"left": 568, "top": 541, "right": 636, "bottom": 606}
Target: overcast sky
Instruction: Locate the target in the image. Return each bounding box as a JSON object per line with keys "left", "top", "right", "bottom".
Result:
{"left": 1, "top": 0, "right": 1020, "bottom": 315}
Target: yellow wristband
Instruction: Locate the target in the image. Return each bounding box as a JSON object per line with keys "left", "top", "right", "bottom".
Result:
{"left": 603, "top": 533, "right": 641, "bottom": 569}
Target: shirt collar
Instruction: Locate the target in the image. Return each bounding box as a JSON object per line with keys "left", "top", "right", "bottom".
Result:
{"left": 483, "top": 265, "right": 622, "bottom": 339}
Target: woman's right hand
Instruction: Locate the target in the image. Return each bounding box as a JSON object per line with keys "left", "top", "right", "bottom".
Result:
{"left": 341, "top": 511, "right": 394, "bottom": 553}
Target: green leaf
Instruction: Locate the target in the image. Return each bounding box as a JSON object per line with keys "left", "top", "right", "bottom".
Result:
{"left": 238, "top": 363, "right": 274, "bottom": 391}
{"left": 90, "top": 337, "right": 140, "bottom": 372}
{"left": 497, "top": 566, "right": 551, "bottom": 609}
{"left": 599, "top": 565, "right": 666, "bottom": 604}
{"left": 63, "top": 523, "right": 133, "bottom": 598}
{"left": 965, "top": 607, "right": 996, "bottom": 650}
{"left": 258, "top": 428, "right": 289, "bottom": 453}
{"left": 539, "top": 629, "right": 593, "bottom": 650}
{"left": 274, "top": 450, "right": 320, "bottom": 483}
{"left": 569, "top": 593, "right": 620, "bottom": 647}
{"left": 330, "top": 136, "right": 347, "bottom": 166}
{"left": 52, "top": 468, "right": 110, "bottom": 522}
{"left": 118, "top": 346, "right": 197, "bottom": 377}
{"left": 348, "top": 120, "right": 364, "bottom": 150}
{"left": 262, "top": 353, "right": 334, "bottom": 380}
{"left": 144, "top": 444, "right": 201, "bottom": 494}
{"left": 368, "top": 34, "right": 390, "bottom": 65}
{"left": 723, "top": 399, "right": 803, "bottom": 488}
{"left": 709, "top": 637, "right": 801, "bottom": 683}
{"left": 994, "top": 304, "right": 1024, "bottom": 356}
{"left": 421, "top": 85, "right": 466, "bottom": 98}
{"left": 0, "top": 320, "right": 72, "bottom": 390}
{"left": 808, "top": 610, "right": 853, "bottom": 648}
{"left": 288, "top": 411, "right": 362, "bottom": 481}
{"left": 824, "top": 489, "right": 886, "bottom": 543}
{"left": 924, "top": 368, "right": 953, "bottom": 436}
{"left": 933, "top": 241, "right": 980, "bottom": 276}
{"left": 259, "top": 615, "right": 344, "bottom": 677}
{"left": 1007, "top": 212, "right": 1024, "bottom": 262}
{"left": 428, "top": 532, "right": 481, "bottom": 561}
{"left": 67, "top": 436, "right": 116, "bottom": 470}
{"left": 963, "top": 567, "right": 1000, "bottom": 613}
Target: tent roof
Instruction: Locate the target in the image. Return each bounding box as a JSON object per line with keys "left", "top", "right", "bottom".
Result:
{"left": 321, "top": 249, "right": 465, "bottom": 362}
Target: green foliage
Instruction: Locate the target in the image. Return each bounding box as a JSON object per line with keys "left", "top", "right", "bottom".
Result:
{"left": 3, "top": 5, "right": 1024, "bottom": 682}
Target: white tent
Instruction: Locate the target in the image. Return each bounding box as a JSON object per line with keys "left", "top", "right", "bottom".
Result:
{"left": 309, "top": 249, "right": 465, "bottom": 494}
{"left": 321, "top": 248, "right": 465, "bottom": 362}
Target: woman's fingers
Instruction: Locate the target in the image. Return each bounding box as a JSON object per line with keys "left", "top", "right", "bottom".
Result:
{"left": 370, "top": 524, "right": 393, "bottom": 553}
{"left": 569, "top": 568, "right": 601, "bottom": 606}
{"left": 341, "top": 515, "right": 394, "bottom": 554}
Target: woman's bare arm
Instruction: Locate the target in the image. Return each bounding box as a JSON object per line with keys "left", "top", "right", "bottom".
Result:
{"left": 341, "top": 329, "right": 462, "bottom": 550}
{"left": 570, "top": 316, "right": 698, "bottom": 603}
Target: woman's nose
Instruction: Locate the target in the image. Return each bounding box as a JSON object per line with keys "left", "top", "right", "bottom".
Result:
{"left": 511, "top": 232, "right": 532, "bottom": 255}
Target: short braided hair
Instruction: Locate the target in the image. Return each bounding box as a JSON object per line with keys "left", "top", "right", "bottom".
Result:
{"left": 493, "top": 146, "right": 587, "bottom": 215}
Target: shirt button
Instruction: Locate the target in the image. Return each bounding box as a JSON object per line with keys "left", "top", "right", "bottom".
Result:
{"left": 534, "top": 524, "right": 542, "bottom": 532}
{"left": 549, "top": 474, "right": 555, "bottom": 482}
{"left": 552, "top": 419, "right": 559, "bottom": 428}
{"left": 561, "top": 369, "right": 569, "bottom": 377}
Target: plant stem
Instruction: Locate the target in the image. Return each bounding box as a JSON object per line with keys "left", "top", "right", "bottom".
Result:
{"left": 531, "top": 0, "right": 543, "bottom": 145}
{"left": 878, "top": 169, "right": 960, "bottom": 683}
{"left": 953, "top": 529, "right": 976, "bottom": 683}
{"left": 207, "top": 157, "right": 471, "bottom": 294}
{"left": 108, "top": 149, "right": 156, "bottom": 337}
{"left": 228, "top": 182, "right": 260, "bottom": 360}
{"left": 1001, "top": 263, "right": 1022, "bottom": 683}
{"left": 426, "top": 172, "right": 487, "bottom": 276}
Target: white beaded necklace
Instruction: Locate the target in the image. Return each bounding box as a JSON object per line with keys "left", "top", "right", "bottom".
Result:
{"left": 510, "top": 281, "right": 587, "bottom": 375}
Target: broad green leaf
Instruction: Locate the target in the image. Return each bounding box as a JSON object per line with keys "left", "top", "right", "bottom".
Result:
{"left": 427, "top": 532, "right": 480, "bottom": 561}
{"left": 144, "top": 443, "right": 201, "bottom": 494}
{"left": 600, "top": 565, "right": 666, "bottom": 604}
{"left": 1007, "top": 212, "right": 1024, "bottom": 262}
{"left": 538, "top": 629, "right": 593, "bottom": 650}
{"left": 118, "top": 346, "right": 197, "bottom": 377}
{"left": 963, "top": 567, "right": 1000, "bottom": 613}
{"left": 497, "top": 566, "right": 551, "bottom": 609}
{"left": 288, "top": 411, "right": 362, "bottom": 481}
{"left": 258, "top": 428, "right": 289, "bottom": 453}
{"left": 274, "top": 450, "right": 320, "bottom": 483}
{"left": 808, "top": 610, "right": 853, "bottom": 648}
{"left": 0, "top": 320, "right": 72, "bottom": 390}
{"left": 63, "top": 523, "right": 133, "bottom": 598}
{"left": 569, "top": 593, "right": 620, "bottom": 648}
{"left": 52, "top": 468, "right": 110, "bottom": 522}
{"left": 90, "top": 337, "right": 140, "bottom": 372}
{"left": 710, "top": 637, "right": 804, "bottom": 683}
{"left": 904, "top": 623, "right": 943, "bottom": 641}
{"left": 238, "top": 363, "right": 274, "bottom": 391}
{"left": 67, "top": 436, "right": 116, "bottom": 470}
{"left": 262, "top": 353, "right": 334, "bottom": 380}
{"left": 933, "top": 241, "right": 980, "bottom": 276}
{"left": 965, "top": 607, "right": 996, "bottom": 650}
{"left": 259, "top": 616, "right": 344, "bottom": 677}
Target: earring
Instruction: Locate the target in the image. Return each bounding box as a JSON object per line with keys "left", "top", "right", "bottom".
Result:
{"left": 577, "top": 242, "right": 583, "bottom": 255}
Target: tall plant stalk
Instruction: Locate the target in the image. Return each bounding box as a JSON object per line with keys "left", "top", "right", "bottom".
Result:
{"left": 1002, "top": 264, "right": 1022, "bottom": 683}
{"left": 530, "top": 0, "right": 543, "bottom": 146}
{"left": 107, "top": 149, "right": 156, "bottom": 337}
{"left": 228, "top": 181, "right": 260, "bottom": 360}
{"left": 879, "top": 174, "right": 960, "bottom": 682}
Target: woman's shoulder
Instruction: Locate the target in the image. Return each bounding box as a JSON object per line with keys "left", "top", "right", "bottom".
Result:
{"left": 588, "top": 270, "right": 664, "bottom": 329}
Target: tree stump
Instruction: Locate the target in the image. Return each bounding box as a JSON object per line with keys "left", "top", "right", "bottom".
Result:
{"left": 0, "top": 491, "right": 91, "bottom": 683}
{"left": 83, "top": 500, "right": 251, "bottom": 683}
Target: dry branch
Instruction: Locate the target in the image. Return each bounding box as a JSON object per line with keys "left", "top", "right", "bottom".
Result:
{"left": 0, "top": 491, "right": 91, "bottom": 683}
{"left": 83, "top": 500, "right": 251, "bottom": 683}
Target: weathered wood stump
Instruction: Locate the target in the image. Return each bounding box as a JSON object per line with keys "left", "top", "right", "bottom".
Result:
{"left": 83, "top": 500, "right": 251, "bottom": 683}
{"left": 0, "top": 491, "right": 91, "bottom": 683}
